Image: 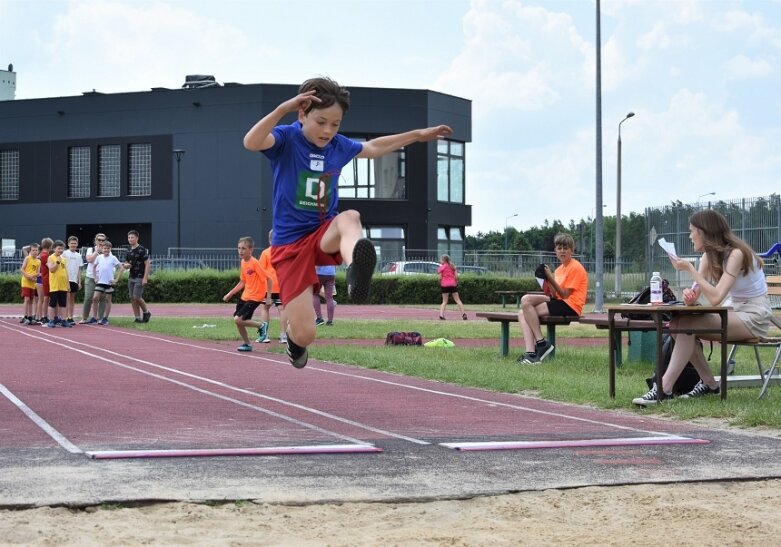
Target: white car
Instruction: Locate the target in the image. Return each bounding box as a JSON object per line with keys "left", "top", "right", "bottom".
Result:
{"left": 380, "top": 261, "right": 440, "bottom": 276}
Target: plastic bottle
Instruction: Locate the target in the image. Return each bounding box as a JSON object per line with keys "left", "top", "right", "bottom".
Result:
{"left": 650, "top": 271, "right": 663, "bottom": 304}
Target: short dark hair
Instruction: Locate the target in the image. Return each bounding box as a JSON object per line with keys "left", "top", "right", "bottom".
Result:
{"left": 128, "top": 229, "right": 139, "bottom": 238}
{"left": 53, "top": 240, "right": 65, "bottom": 249}
{"left": 298, "top": 77, "right": 350, "bottom": 115}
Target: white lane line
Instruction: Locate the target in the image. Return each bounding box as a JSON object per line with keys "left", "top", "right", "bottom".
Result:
{"left": 440, "top": 436, "right": 710, "bottom": 451}
{"left": 107, "top": 327, "right": 681, "bottom": 439}
{"left": 0, "top": 322, "right": 428, "bottom": 446}
{"left": 0, "top": 383, "right": 83, "bottom": 454}
{"left": 0, "top": 324, "right": 371, "bottom": 447}
{"left": 87, "top": 444, "right": 384, "bottom": 459}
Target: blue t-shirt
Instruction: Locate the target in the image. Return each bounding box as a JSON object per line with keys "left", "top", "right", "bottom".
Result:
{"left": 262, "top": 122, "right": 363, "bottom": 245}
{"left": 315, "top": 265, "right": 337, "bottom": 276}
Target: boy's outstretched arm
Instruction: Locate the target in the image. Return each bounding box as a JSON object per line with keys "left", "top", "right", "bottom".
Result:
{"left": 243, "top": 90, "right": 321, "bottom": 151}
{"left": 358, "top": 125, "right": 453, "bottom": 159}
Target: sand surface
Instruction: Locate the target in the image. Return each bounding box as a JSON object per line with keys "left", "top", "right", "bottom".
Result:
{"left": 2, "top": 479, "right": 780, "bottom": 546}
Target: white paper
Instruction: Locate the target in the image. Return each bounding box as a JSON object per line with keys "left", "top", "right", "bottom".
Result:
{"left": 657, "top": 237, "right": 678, "bottom": 258}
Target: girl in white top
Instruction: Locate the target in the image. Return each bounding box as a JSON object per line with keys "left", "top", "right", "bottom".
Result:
{"left": 633, "top": 209, "right": 773, "bottom": 405}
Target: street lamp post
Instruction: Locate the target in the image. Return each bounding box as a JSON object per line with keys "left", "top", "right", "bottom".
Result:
{"left": 173, "top": 149, "right": 186, "bottom": 255}
{"left": 504, "top": 213, "right": 518, "bottom": 251}
{"left": 697, "top": 192, "right": 715, "bottom": 208}
{"left": 615, "top": 111, "right": 635, "bottom": 299}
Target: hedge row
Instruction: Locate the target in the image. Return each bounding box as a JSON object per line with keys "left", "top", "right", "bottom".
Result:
{"left": 0, "top": 270, "right": 537, "bottom": 306}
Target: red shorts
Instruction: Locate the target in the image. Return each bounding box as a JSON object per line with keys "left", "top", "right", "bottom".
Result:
{"left": 271, "top": 220, "right": 342, "bottom": 305}
{"left": 21, "top": 287, "right": 36, "bottom": 299}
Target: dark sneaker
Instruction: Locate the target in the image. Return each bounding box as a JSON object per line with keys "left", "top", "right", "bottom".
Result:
{"left": 325, "top": 321, "right": 333, "bottom": 326}
{"left": 142, "top": 311, "right": 151, "bottom": 323}
{"left": 535, "top": 340, "right": 555, "bottom": 362}
{"left": 237, "top": 344, "right": 252, "bottom": 352}
{"left": 43, "top": 321, "right": 56, "bottom": 328}
{"left": 346, "top": 238, "right": 377, "bottom": 304}
{"left": 632, "top": 384, "right": 674, "bottom": 406}
{"left": 99, "top": 318, "right": 109, "bottom": 326}
{"left": 679, "top": 380, "right": 720, "bottom": 400}
{"left": 315, "top": 317, "right": 325, "bottom": 326}
{"left": 285, "top": 335, "right": 309, "bottom": 369}
{"left": 134, "top": 318, "right": 143, "bottom": 323}
{"left": 86, "top": 317, "right": 98, "bottom": 325}
{"left": 517, "top": 352, "right": 540, "bottom": 365}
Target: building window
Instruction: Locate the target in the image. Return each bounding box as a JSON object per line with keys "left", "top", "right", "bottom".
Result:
{"left": 0, "top": 149, "right": 20, "bottom": 200}
{"left": 67, "top": 146, "right": 91, "bottom": 199}
{"left": 438, "top": 226, "right": 464, "bottom": 264}
{"left": 339, "top": 137, "right": 406, "bottom": 199}
{"left": 98, "top": 144, "right": 121, "bottom": 197}
{"left": 365, "top": 226, "right": 406, "bottom": 265}
{"left": 437, "top": 140, "right": 464, "bottom": 204}
{"left": 128, "top": 143, "right": 152, "bottom": 196}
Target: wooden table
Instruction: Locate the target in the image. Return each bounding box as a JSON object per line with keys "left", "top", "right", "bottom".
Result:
{"left": 605, "top": 305, "right": 729, "bottom": 401}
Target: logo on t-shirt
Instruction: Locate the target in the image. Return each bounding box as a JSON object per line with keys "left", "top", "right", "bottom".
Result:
{"left": 296, "top": 171, "right": 332, "bottom": 211}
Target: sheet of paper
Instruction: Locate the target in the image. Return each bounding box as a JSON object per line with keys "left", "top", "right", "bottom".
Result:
{"left": 657, "top": 237, "right": 677, "bottom": 258}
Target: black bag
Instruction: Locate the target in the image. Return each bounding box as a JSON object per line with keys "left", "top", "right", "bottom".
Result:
{"left": 621, "top": 279, "right": 679, "bottom": 321}
{"left": 385, "top": 331, "right": 423, "bottom": 346}
{"left": 645, "top": 334, "right": 700, "bottom": 395}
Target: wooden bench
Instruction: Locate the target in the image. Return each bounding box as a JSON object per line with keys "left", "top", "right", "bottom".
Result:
{"left": 475, "top": 311, "right": 578, "bottom": 358}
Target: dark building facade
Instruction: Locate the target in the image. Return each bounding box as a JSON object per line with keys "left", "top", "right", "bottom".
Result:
{"left": 0, "top": 80, "right": 471, "bottom": 264}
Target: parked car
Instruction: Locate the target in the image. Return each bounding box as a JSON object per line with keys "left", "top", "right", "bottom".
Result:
{"left": 459, "top": 265, "right": 489, "bottom": 275}
{"left": 380, "top": 261, "right": 440, "bottom": 276}
{"left": 150, "top": 258, "right": 209, "bottom": 273}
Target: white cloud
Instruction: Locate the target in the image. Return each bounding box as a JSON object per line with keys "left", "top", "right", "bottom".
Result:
{"left": 724, "top": 54, "right": 773, "bottom": 80}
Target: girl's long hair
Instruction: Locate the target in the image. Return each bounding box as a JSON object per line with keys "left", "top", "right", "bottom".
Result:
{"left": 689, "top": 209, "right": 762, "bottom": 281}
{"left": 440, "top": 254, "right": 456, "bottom": 272}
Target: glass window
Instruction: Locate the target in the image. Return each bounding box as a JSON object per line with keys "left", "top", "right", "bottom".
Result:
{"left": 67, "top": 146, "right": 91, "bottom": 199}
{"left": 98, "top": 145, "right": 121, "bottom": 197}
{"left": 339, "top": 136, "right": 407, "bottom": 199}
{"left": 0, "top": 149, "right": 20, "bottom": 201}
{"left": 128, "top": 143, "right": 152, "bottom": 196}
{"left": 437, "top": 140, "right": 466, "bottom": 204}
{"left": 438, "top": 226, "right": 464, "bottom": 264}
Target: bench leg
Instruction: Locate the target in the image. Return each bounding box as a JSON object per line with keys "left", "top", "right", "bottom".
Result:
{"left": 545, "top": 325, "right": 556, "bottom": 359}
{"left": 613, "top": 331, "right": 623, "bottom": 367}
{"left": 500, "top": 295, "right": 507, "bottom": 308}
{"left": 500, "top": 322, "right": 510, "bottom": 357}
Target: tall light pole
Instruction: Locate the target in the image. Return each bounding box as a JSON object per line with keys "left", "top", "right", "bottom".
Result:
{"left": 697, "top": 192, "right": 715, "bottom": 208}
{"left": 504, "top": 213, "right": 518, "bottom": 251}
{"left": 173, "top": 149, "right": 186, "bottom": 255}
{"left": 615, "top": 111, "right": 635, "bottom": 299}
{"left": 594, "top": 0, "right": 605, "bottom": 313}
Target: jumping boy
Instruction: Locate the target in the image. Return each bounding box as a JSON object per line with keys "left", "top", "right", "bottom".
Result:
{"left": 19, "top": 243, "right": 41, "bottom": 325}
{"left": 222, "top": 236, "right": 267, "bottom": 352}
{"left": 243, "top": 76, "right": 452, "bottom": 368}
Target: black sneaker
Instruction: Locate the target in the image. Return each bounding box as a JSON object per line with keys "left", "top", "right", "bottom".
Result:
{"left": 142, "top": 310, "right": 151, "bottom": 323}
{"left": 285, "top": 335, "right": 309, "bottom": 369}
{"left": 346, "top": 238, "right": 377, "bottom": 304}
{"left": 517, "top": 352, "right": 540, "bottom": 365}
{"left": 679, "top": 380, "right": 720, "bottom": 399}
{"left": 315, "top": 317, "right": 325, "bottom": 326}
{"left": 632, "top": 384, "right": 674, "bottom": 406}
{"left": 535, "top": 339, "right": 555, "bottom": 362}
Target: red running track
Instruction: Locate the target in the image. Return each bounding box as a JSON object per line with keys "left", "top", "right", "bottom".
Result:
{"left": 0, "top": 317, "right": 701, "bottom": 459}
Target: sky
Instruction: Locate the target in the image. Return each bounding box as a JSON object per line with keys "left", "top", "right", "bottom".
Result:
{"left": 1, "top": 0, "right": 780, "bottom": 235}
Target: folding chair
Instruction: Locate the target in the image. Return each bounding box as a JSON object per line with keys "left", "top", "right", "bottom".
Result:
{"left": 727, "top": 314, "right": 781, "bottom": 398}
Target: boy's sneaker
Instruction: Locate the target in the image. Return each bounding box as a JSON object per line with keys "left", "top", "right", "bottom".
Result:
{"left": 134, "top": 318, "right": 143, "bottom": 323}
{"left": 86, "top": 317, "right": 98, "bottom": 325}
{"left": 78, "top": 318, "right": 90, "bottom": 324}
{"left": 279, "top": 333, "right": 288, "bottom": 344}
{"left": 285, "top": 336, "right": 308, "bottom": 369}
{"left": 326, "top": 321, "right": 334, "bottom": 326}
{"left": 679, "top": 380, "right": 720, "bottom": 400}
{"left": 315, "top": 317, "right": 325, "bottom": 326}
{"left": 256, "top": 322, "right": 269, "bottom": 343}
{"left": 517, "top": 352, "right": 540, "bottom": 365}
{"left": 237, "top": 343, "right": 253, "bottom": 352}
{"left": 62, "top": 320, "right": 73, "bottom": 328}
{"left": 346, "top": 238, "right": 377, "bottom": 304}
{"left": 632, "top": 384, "right": 674, "bottom": 406}
{"left": 142, "top": 310, "right": 151, "bottom": 323}
{"left": 43, "top": 320, "right": 56, "bottom": 328}
{"left": 535, "top": 339, "right": 555, "bottom": 362}
{"left": 99, "top": 318, "right": 109, "bottom": 326}
{"left": 19, "top": 317, "right": 26, "bottom": 324}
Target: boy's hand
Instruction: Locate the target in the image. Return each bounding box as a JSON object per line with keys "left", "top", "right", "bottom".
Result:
{"left": 419, "top": 125, "right": 453, "bottom": 142}
{"left": 222, "top": 293, "right": 232, "bottom": 302}
{"left": 281, "top": 90, "right": 321, "bottom": 114}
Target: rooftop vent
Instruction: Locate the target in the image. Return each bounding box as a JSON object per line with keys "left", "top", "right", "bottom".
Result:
{"left": 182, "top": 75, "right": 220, "bottom": 89}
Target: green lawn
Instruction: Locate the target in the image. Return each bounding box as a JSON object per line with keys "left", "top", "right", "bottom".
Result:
{"left": 111, "top": 315, "right": 781, "bottom": 429}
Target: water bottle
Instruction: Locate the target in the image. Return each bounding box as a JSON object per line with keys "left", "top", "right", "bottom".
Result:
{"left": 650, "top": 271, "right": 663, "bottom": 304}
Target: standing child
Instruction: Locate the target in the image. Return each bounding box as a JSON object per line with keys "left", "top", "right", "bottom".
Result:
{"left": 44, "top": 240, "right": 71, "bottom": 328}
{"left": 312, "top": 264, "right": 337, "bottom": 326}
{"left": 36, "top": 237, "right": 53, "bottom": 324}
{"left": 257, "top": 231, "right": 287, "bottom": 344}
{"left": 438, "top": 254, "right": 467, "bottom": 321}
{"left": 62, "top": 236, "right": 83, "bottom": 324}
{"left": 19, "top": 243, "right": 40, "bottom": 325}
{"left": 243, "top": 76, "right": 452, "bottom": 368}
{"left": 222, "top": 236, "right": 267, "bottom": 352}
{"left": 124, "top": 230, "right": 151, "bottom": 323}
{"left": 80, "top": 233, "right": 107, "bottom": 323}
{"left": 87, "top": 240, "right": 123, "bottom": 325}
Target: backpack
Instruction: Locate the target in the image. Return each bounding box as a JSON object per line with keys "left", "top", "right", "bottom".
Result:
{"left": 385, "top": 331, "right": 423, "bottom": 346}
{"left": 645, "top": 334, "right": 701, "bottom": 395}
{"left": 621, "top": 279, "right": 679, "bottom": 321}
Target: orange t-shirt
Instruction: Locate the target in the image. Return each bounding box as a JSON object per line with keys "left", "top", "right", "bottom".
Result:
{"left": 240, "top": 256, "right": 266, "bottom": 302}
{"left": 553, "top": 258, "right": 588, "bottom": 316}
{"left": 258, "top": 248, "right": 280, "bottom": 293}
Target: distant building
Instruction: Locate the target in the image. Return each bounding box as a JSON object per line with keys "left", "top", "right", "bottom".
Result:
{"left": 0, "top": 77, "right": 472, "bottom": 263}
{"left": 0, "top": 64, "right": 16, "bottom": 101}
